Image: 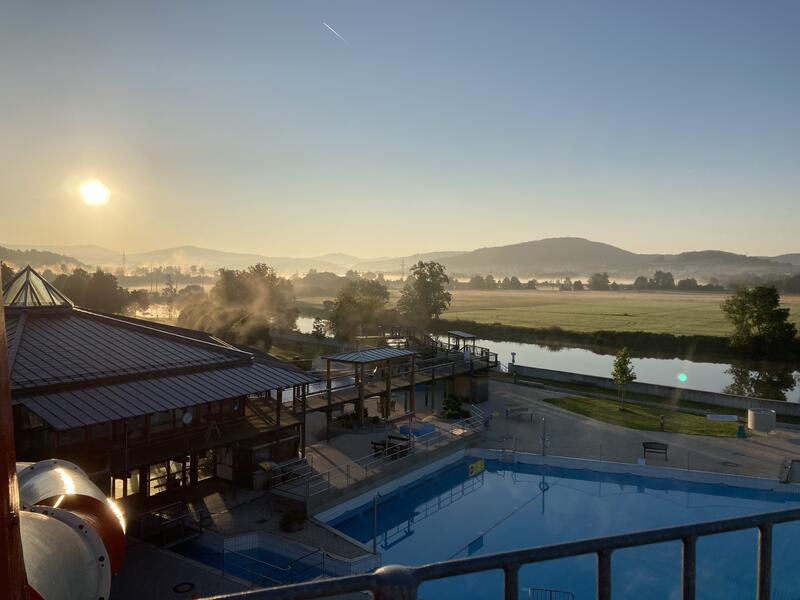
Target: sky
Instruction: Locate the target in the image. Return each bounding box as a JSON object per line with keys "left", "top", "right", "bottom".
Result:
{"left": 1, "top": 1, "right": 798, "bottom": 258}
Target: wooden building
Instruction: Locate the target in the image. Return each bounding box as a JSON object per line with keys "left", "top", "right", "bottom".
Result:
{"left": 3, "top": 267, "right": 316, "bottom": 508}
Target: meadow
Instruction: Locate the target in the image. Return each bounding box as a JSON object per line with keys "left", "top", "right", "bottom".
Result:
{"left": 436, "top": 289, "right": 800, "bottom": 337}
{"left": 296, "top": 288, "right": 800, "bottom": 337}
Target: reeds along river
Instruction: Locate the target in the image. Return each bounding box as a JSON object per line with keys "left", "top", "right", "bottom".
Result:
{"left": 294, "top": 317, "right": 800, "bottom": 402}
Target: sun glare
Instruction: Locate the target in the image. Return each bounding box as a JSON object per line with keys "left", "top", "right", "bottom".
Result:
{"left": 79, "top": 179, "right": 110, "bottom": 206}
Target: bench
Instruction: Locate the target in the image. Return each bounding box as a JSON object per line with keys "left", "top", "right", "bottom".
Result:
{"left": 642, "top": 442, "right": 668, "bottom": 460}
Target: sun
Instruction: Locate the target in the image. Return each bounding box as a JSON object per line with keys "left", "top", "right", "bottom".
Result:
{"left": 79, "top": 179, "right": 110, "bottom": 206}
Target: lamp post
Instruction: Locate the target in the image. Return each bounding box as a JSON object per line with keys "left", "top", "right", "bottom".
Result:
{"left": 511, "top": 352, "right": 517, "bottom": 384}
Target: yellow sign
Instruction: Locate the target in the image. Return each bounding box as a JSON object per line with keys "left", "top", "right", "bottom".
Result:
{"left": 468, "top": 458, "right": 485, "bottom": 477}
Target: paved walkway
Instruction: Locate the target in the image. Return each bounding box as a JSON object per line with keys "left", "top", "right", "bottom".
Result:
{"left": 484, "top": 380, "right": 800, "bottom": 479}
{"left": 111, "top": 539, "right": 248, "bottom": 600}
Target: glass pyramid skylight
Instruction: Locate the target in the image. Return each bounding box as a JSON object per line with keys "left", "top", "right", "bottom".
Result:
{"left": 2, "top": 266, "right": 73, "bottom": 308}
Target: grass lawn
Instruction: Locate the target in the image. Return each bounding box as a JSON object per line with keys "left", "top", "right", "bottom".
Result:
{"left": 441, "top": 289, "right": 800, "bottom": 336}
{"left": 545, "top": 395, "right": 742, "bottom": 437}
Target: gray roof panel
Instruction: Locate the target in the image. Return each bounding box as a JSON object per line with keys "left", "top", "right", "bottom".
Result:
{"left": 322, "top": 347, "right": 416, "bottom": 364}
{"left": 19, "top": 361, "right": 318, "bottom": 431}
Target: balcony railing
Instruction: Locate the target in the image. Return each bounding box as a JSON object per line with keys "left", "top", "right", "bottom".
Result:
{"left": 203, "top": 505, "right": 800, "bottom": 600}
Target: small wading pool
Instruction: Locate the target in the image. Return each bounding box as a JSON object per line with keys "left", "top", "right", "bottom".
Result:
{"left": 328, "top": 456, "right": 800, "bottom": 599}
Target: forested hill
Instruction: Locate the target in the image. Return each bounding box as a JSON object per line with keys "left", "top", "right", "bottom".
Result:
{"left": 0, "top": 245, "right": 83, "bottom": 269}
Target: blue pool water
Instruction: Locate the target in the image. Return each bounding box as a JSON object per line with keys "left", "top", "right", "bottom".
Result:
{"left": 329, "top": 457, "right": 800, "bottom": 599}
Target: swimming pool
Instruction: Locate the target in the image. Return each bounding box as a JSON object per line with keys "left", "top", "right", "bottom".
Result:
{"left": 328, "top": 455, "right": 800, "bottom": 599}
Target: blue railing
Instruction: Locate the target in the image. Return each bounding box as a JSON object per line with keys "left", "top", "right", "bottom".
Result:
{"left": 202, "top": 505, "right": 800, "bottom": 599}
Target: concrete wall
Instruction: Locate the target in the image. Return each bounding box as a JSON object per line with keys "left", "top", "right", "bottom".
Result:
{"left": 512, "top": 364, "right": 800, "bottom": 418}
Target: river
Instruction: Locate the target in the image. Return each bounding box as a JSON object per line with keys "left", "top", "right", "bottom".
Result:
{"left": 294, "top": 317, "right": 800, "bottom": 402}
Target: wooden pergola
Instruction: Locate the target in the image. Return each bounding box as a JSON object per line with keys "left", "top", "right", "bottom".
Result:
{"left": 447, "top": 330, "right": 478, "bottom": 352}
{"left": 322, "top": 347, "right": 417, "bottom": 425}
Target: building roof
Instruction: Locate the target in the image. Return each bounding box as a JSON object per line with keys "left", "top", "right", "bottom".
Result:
{"left": 447, "top": 330, "right": 477, "bottom": 339}
{"left": 4, "top": 267, "right": 319, "bottom": 430}
{"left": 7, "top": 309, "right": 251, "bottom": 393}
{"left": 16, "top": 361, "right": 314, "bottom": 431}
{"left": 3, "top": 266, "right": 73, "bottom": 309}
{"left": 322, "top": 347, "right": 416, "bottom": 364}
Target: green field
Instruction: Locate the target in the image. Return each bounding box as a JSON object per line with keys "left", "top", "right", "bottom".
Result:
{"left": 441, "top": 289, "right": 800, "bottom": 337}
{"left": 546, "top": 396, "right": 741, "bottom": 437}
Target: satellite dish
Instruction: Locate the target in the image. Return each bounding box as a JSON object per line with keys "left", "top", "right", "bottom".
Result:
{"left": 181, "top": 411, "right": 193, "bottom": 425}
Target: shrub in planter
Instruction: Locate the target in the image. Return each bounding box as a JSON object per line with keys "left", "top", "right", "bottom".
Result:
{"left": 442, "top": 395, "right": 471, "bottom": 419}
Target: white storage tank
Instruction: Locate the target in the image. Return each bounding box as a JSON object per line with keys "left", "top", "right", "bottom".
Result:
{"left": 748, "top": 408, "right": 776, "bottom": 433}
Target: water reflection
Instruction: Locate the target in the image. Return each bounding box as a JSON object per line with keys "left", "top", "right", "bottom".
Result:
{"left": 294, "top": 316, "right": 800, "bottom": 402}
{"left": 724, "top": 363, "right": 800, "bottom": 401}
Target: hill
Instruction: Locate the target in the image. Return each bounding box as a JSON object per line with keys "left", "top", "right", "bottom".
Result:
{"left": 0, "top": 245, "right": 84, "bottom": 270}
{"left": 442, "top": 237, "right": 645, "bottom": 276}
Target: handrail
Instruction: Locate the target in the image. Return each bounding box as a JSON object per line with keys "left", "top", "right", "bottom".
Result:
{"left": 275, "top": 409, "right": 487, "bottom": 500}
{"left": 203, "top": 504, "right": 800, "bottom": 599}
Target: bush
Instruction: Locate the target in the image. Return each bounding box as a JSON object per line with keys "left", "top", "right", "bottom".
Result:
{"left": 442, "top": 395, "right": 470, "bottom": 419}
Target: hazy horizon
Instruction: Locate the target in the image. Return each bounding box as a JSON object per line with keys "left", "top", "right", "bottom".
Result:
{"left": 2, "top": 1, "right": 799, "bottom": 257}
{"left": 1, "top": 235, "right": 798, "bottom": 262}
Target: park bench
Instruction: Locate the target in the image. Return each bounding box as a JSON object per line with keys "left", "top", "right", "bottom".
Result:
{"left": 642, "top": 442, "right": 669, "bottom": 460}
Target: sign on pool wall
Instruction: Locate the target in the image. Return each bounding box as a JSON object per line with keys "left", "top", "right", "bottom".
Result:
{"left": 468, "top": 458, "right": 485, "bottom": 477}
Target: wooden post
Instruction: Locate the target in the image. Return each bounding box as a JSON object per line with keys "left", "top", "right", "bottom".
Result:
{"left": 384, "top": 359, "right": 392, "bottom": 419}
{"left": 276, "top": 388, "right": 282, "bottom": 427}
{"left": 410, "top": 354, "right": 416, "bottom": 412}
{"left": 358, "top": 363, "right": 365, "bottom": 426}
{"left": 326, "top": 359, "right": 332, "bottom": 438}
{"left": 301, "top": 385, "right": 307, "bottom": 458}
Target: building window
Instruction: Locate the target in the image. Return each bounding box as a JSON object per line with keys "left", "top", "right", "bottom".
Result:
{"left": 22, "top": 409, "right": 45, "bottom": 430}
{"left": 148, "top": 410, "right": 174, "bottom": 435}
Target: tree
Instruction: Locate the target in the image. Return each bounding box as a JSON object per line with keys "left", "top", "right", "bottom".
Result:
{"left": 572, "top": 279, "right": 584, "bottom": 291}
{"left": 397, "top": 261, "right": 452, "bottom": 329}
{"left": 328, "top": 279, "right": 390, "bottom": 341}
{"left": 311, "top": 317, "right": 327, "bottom": 340}
{"left": 633, "top": 276, "right": 649, "bottom": 290}
{"left": 588, "top": 272, "right": 610, "bottom": 291}
{"left": 721, "top": 286, "right": 797, "bottom": 353}
{"left": 525, "top": 278, "right": 538, "bottom": 290}
{"left": 651, "top": 270, "right": 675, "bottom": 290}
{"left": 611, "top": 347, "right": 636, "bottom": 409}
{"left": 468, "top": 275, "right": 486, "bottom": 290}
{"left": 1, "top": 262, "right": 14, "bottom": 287}
{"left": 163, "top": 275, "right": 178, "bottom": 319}
{"left": 484, "top": 275, "right": 498, "bottom": 289}
{"left": 52, "top": 268, "right": 133, "bottom": 314}
{"left": 677, "top": 278, "right": 699, "bottom": 291}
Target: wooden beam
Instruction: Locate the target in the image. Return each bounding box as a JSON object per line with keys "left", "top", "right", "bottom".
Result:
{"left": 410, "top": 354, "right": 416, "bottom": 412}
{"left": 358, "top": 363, "right": 365, "bottom": 426}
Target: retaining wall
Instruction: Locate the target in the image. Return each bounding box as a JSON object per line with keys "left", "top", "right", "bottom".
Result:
{"left": 511, "top": 364, "right": 800, "bottom": 417}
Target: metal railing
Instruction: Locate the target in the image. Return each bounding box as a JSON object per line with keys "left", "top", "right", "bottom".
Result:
{"left": 527, "top": 588, "right": 574, "bottom": 600}
{"left": 205, "top": 505, "right": 800, "bottom": 599}
{"left": 274, "top": 408, "right": 487, "bottom": 501}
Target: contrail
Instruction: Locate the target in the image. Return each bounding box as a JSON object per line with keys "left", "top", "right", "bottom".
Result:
{"left": 322, "top": 22, "right": 348, "bottom": 44}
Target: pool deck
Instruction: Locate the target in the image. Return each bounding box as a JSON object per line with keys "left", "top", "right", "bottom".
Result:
{"left": 484, "top": 379, "right": 800, "bottom": 480}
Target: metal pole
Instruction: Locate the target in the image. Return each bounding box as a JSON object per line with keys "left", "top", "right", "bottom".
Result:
{"left": 0, "top": 294, "right": 30, "bottom": 600}
{"left": 503, "top": 564, "right": 519, "bottom": 600}
{"left": 682, "top": 536, "right": 696, "bottom": 600}
{"left": 597, "top": 549, "right": 612, "bottom": 600}
{"left": 373, "top": 494, "right": 380, "bottom": 554}
{"left": 757, "top": 524, "right": 772, "bottom": 600}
